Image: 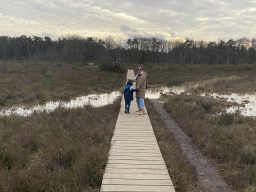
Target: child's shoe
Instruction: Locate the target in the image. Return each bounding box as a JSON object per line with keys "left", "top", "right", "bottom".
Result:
{"left": 138, "top": 109, "right": 146, "bottom": 115}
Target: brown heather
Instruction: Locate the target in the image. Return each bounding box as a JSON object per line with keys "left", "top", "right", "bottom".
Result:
{"left": 163, "top": 94, "right": 256, "bottom": 191}
{"left": 0, "top": 60, "right": 126, "bottom": 191}
{"left": 145, "top": 99, "right": 197, "bottom": 192}
{"left": 2, "top": 61, "right": 256, "bottom": 191}
{"left": 0, "top": 98, "right": 121, "bottom": 191}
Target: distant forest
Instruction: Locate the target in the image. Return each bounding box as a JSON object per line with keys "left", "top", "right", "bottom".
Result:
{"left": 0, "top": 35, "right": 256, "bottom": 64}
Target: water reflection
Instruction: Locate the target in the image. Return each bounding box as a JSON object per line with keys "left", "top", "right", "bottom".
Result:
{"left": 145, "top": 76, "right": 240, "bottom": 99}
{"left": 0, "top": 91, "right": 121, "bottom": 117}
{"left": 146, "top": 84, "right": 256, "bottom": 118}
{"left": 145, "top": 84, "right": 199, "bottom": 99}
{"left": 0, "top": 83, "right": 199, "bottom": 117}
{"left": 3, "top": 82, "right": 256, "bottom": 118}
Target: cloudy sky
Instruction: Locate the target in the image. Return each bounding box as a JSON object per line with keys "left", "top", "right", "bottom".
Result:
{"left": 1, "top": 0, "right": 256, "bottom": 42}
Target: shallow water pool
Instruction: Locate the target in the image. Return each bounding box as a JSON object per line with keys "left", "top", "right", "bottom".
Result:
{"left": 201, "top": 93, "right": 256, "bottom": 117}
{"left": 0, "top": 91, "right": 121, "bottom": 117}
{"left": 2, "top": 81, "right": 256, "bottom": 118}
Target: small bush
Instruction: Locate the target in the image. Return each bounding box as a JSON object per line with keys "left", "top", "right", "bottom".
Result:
{"left": 0, "top": 150, "right": 15, "bottom": 168}
{"left": 241, "top": 148, "right": 256, "bottom": 165}
{"left": 236, "top": 64, "right": 254, "bottom": 71}
{"left": 99, "top": 63, "right": 125, "bottom": 73}
{"left": 199, "top": 99, "right": 214, "bottom": 113}
{"left": 218, "top": 114, "right": 234, "bottom": 126}
{"left": 167, "top": 64, "right": 180, "bottom": 71}
{"left": 246, "top": 166, "right": 256, "bottom": 184}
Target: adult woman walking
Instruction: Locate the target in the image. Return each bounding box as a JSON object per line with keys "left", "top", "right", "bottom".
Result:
{"left": 130, "top": 65, "right": 147, "bottom": 115}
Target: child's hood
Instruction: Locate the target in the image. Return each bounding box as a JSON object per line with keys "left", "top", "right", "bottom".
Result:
{"left": 124, "top": 85, "right": 132, "bottom": 90}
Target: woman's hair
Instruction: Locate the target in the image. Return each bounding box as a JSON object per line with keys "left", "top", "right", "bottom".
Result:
{"left": 137, "top": 65, "right": 143, "bottom": 70}
{"left": 126, "top": 80, "right": 133, "bottom": 85}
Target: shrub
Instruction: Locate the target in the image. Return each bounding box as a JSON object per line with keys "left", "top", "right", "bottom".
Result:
{"left": 241, "top": 148, "right": 256, "bottom": 165}
{"left": 236, "top": 64, "right": 254, "bottom": 71}
{"left": 99, "top": 63, "right": 125, "bottom": 73}
{"left": 246, "top": 166, "right": 256, "bottom": 184}
{"left": 198, "top": 98, "right": 214, "bottom": 113}
{"left": 218, "top": 114, "right": 234, "bottom": 126}
{"left": 0, "top": 150, "right": 15, "bottom": 168}
{"left": 167, "top": 64, "right": 180, "bottom": 71}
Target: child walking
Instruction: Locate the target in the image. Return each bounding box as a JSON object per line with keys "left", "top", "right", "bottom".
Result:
{"left": 124, "top": 80, "right": 138, "bottom": 114}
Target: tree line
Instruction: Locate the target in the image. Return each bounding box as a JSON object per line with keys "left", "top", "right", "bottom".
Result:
{"left": 0, "top": 35, "right": 256, "bottom": 64}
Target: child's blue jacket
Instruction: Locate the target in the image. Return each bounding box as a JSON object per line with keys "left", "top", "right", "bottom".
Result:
{"left": 124, "top": 85, "right": 138, "bottom": 103}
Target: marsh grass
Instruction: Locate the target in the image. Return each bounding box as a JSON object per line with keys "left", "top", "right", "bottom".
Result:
{"left": 145, "top": 99, "right": 197, "bottom": 192}
{"left": 163, "top": 94, "right": 256, "bottom": 191}
{"left": 191, "top": 73, "right": 256, "bottom": 94}
{"left": 0, "top": 61, "right": 126, "bottom": 110}
{"left": 0, "top": 98, "right": 121, "bottom": 191}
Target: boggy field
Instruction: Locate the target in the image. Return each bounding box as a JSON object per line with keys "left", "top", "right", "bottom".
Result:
{"left": 1, "top": 61, "right": 256, "bottom": 191}
{"left": 144, "top": 63, "right": 256, "bottom": 192}
{"left": 0, "top": 61, "right": 127, "bottom": 191}
{"left": 0, "top": 61, "right": 126, "bottom": 110}
{"left": 0, "top": 100, "right": 121, "bottom": 191}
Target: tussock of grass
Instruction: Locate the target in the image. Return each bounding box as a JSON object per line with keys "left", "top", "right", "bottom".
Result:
{"left": 163, "top": 95, "right": 256, "bottom": 191}
{"left": 0, "top": 61, "right": 126, "bottom": 110}
{"left": 0, "top": 98, "right": 121, "bottom": 191}
{"left": 145, "top": 99, "right": 197, "bottom": 192}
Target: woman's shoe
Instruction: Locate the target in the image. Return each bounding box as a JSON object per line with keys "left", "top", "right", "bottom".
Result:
{"left": 136, "top": 108, "right": 141, "bottom": 113}
{"left": 138, "top": 109, "right": 146, "bottom": 115}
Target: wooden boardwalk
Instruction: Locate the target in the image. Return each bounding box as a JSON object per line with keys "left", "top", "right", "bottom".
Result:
{"left": 100, "top": 70, "right": 175, "bottom": 192}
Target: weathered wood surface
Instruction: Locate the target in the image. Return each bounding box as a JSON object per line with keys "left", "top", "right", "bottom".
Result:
{"left": 100, "top": 69, "right": 175, "bottom": 192}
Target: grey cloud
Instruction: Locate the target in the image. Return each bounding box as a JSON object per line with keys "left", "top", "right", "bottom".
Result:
{"left": 1, "top": 0, "right": 256, "bottom": 42}
{"left": 41, "top": 33, "right": 55, "bottom": 39}
{"left": 120, "top": 25, "right": 137, "bottom": 34}
{"left": 126, "top": 32, "right": 166, "bottom": 40}
{"left": 170, "top": 32, "right": 176, "bottom": 37}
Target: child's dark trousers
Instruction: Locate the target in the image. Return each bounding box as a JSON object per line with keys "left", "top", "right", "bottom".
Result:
{"left": 125, "top": 101, "right": 131, "bottom": 113}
